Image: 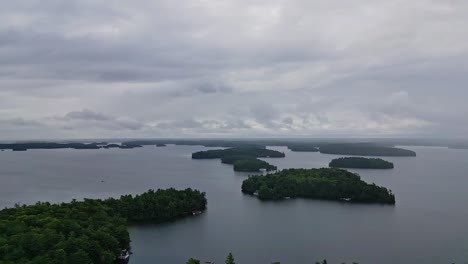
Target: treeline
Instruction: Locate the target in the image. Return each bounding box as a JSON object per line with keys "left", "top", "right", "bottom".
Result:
{"left": 0, "top": 189, "right": 207, "bottom": 264}
{"left": 221, "top": 156, "right": 277, "bottom": 171}
{"left": 319, "top": 144, "right": 416, "bottom": 157}
{"left": 192, "top": 148, "right": 285, "bottom": 159}
{"left": 241, "top": 168, "right": 395, "bottom": 204}
{"left": 0, "top": 142, "right": 143, "bottom": 151}
{"left": 329, "top": 157, "right": 394, "bottom": 169}
{"left": 286, "top": 144, "right": 319, "bottom": 152}
{"left": 192, "top": 148, "right": 283, "bottom": 172}
{"left": 232, "top": 158, "right": 277, "bottom": 172}
{"left": 124, "top": 140, "right": 267, "bottom": 149}
{"left": 104, "top": 188, "right": 207, "bottom": 223}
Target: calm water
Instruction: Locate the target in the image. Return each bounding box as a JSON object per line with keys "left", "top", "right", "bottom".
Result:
{"left": 0, "top": 145, "right": 467, "bottom": 264}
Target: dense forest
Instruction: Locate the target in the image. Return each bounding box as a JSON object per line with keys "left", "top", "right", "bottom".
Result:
{"left": 232, "top": 158, "right": 277, "bottom": 172}
{"left": 329, "top": 157, "right": 394, "bottom": 169}
{"left": 192, "top": 148, "right": 285, "bottom": 159}
{"left": 241, "top": 168, "right": 395, "bottom": 204}
{"left": 192, "top": 148, "right": 283, "bottom": 172}
{"left": 104, "top": 188, "right": 207, "bottom": 223}
{"left": 0, "top": 189, "right": 207, "bottom": 264}
{"left": 319, "top": 144, "right": 416, "bottom": 157}
{"left": 220, "top": 156, "right": 277, "bottom": 172}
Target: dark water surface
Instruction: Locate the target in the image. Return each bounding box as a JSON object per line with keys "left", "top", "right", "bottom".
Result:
{"left": 0, "top": 145, "right": 467, "bottom": 263}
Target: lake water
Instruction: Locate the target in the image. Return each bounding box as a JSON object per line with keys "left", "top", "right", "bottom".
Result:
{"left": 0, "top": 145, "right": 467, "bottom": 264}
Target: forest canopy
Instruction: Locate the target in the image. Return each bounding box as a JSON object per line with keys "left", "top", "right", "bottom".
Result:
{"left": 193, "top": 148, "right": 283, "bottom": 172}
{"left": 192, "top": 148, "right": 285, "bottom": 159}
{"left": 241, "top": 168, "right": 395, "bottom": 204}
{"left": 232, "top": 158, "right": 277, "bottom": 172}
{"left": 0, "top": 188, "right": 207, "bottom": 264}
{"left": 329, "top": 157, "right": 394, "bottom": 169}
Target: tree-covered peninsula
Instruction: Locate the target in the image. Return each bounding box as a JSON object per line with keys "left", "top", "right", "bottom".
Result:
{"left": 0, "top": 188, "right": 207, "bottom": 264}
{"left": 233, "top": 158, "right": 277, "bottom": 172}
{"left": 319, "top": 144, "right": 416, "bottom": 157}
{"left": 241, "top": 168, "right": 395, "bottom": 204}
{"left": 220, "top": 156, "right": 277, "bottom": 172}
{"left": 329, "top": 157, "right": 394, "bottom": 169}
{"left": 192, "top": 148, "right": 283, "bottom": 172}
{"left": 192, "top": 147, "right": 285, "bottom": 159}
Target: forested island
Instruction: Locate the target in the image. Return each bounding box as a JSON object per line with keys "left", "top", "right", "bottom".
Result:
{"left": 192, "top": 148, "right": 283, "bottom": 172}
{"left": 192, "top": 148, "right": 285, "bottom": 159}
{"left": 0, "top": 188, "right": 207, "bottom": 264}
{"left": 241, "top": 168, "right": 395, "bottom": 204}
{"left": 319, "top": 144, "right": 416, "bottom": 157}
{"left": 234, "top": 158, "right": 277, "bottom": 172}
{"left": 220, "top": 156, "right": 277, "bottom": 172}
{"left": 286, "top": 144, "right": 319, "bottom": 152}
{"left": 0, "top": 142, "right": 143, "bottom": 151}
{"left": 329, "top": 157, "right": 394, "bottom": 169}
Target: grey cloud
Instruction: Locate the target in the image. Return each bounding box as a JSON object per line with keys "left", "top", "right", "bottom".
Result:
{"left": 0, "top": 1, "right": 467, "bottom": 139}
{"left": 0, "top": 118, "right": 43, "bottom": 127}
{"left": 65, "top": 109, "right": 110, "bottom": 121}
{"left": 57, "top": 109, "right": 145, "bottom": 131}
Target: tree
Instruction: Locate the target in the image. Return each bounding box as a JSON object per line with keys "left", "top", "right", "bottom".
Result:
{"left": 225, "top": 252, "right": 235, "bottom": 264}
{"left": 186, "top": 258, "right": 201, "bottom": 264}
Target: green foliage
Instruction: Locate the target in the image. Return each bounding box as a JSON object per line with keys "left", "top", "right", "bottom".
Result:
{"left": 241, "top": 168, "right": 395, "bottom": 204}
{"left": 192, "top": 148, "right": 285, "bottom": 159}
{"left": 319, "top": 144, "right": 416, "bottom": 157}
{"left": 220, "top": 155, "right": 252, "bottom": 164}
{"left": 186, "top": 258, "right": 201, "bottom": 264}
{"left": 233, "top": 158, "right": 277, "bottom": 172}
{"left": 225, "top": 252, "right": 235, "bottom": 264}
{"left": 329, "top": 157, "right": 394, "bottom": 169}
{"left": 0, "top": 189, "right": 207, "bottom": 264}
{"left": 0, "top": 200, "right": 126, "bottom": 264}
{"left": 104, "top": 188, "right": 207, "bottom": 223}
{"left": 193, "top": 148, "right": 282, "bottom": 172}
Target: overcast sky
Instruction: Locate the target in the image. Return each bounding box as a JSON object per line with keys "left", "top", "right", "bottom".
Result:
{"left": 1, "top": 0, "right": 467, "bottom": 139}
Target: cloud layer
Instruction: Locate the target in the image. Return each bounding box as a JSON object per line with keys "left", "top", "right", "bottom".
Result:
{"left": 1, "top": 0, "right": 467, "bottom": 139}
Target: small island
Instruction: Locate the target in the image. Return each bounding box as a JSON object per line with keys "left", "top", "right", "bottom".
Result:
{"left": 241, "top": 168, "right": 395, "bottom": 204}
{"left": 192, "top": 148, "right": 284, "bottom": 172}
{"left": 156, "top": 143, "right": 167, "bottom": 147}
{"left": 319, "top": 143, "right": 416, "bottom": 157}
{"left": 0, "top": 188, "right": 207, "bottom": 263}
{"left": 329, "top": 157, "right": 394, "bottom": 169}
{"left": 192, "top": 147, "right": 285, "bottom": 159}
